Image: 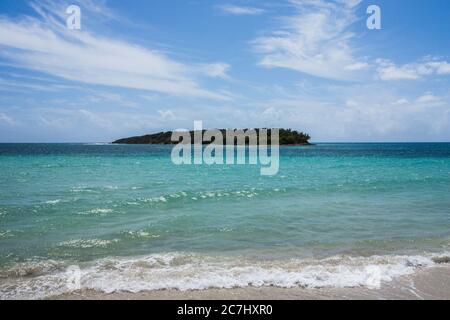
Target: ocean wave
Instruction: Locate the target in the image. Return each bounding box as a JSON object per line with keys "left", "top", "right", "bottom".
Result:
{"left": 128, "top": 188, "right": 285, "bottom": 206}
{"left": 0, "top": 252, "right": 448, "bottom": 300}
{"left": 76, "top": 208, "right": 114, "bottom": 215}
{"left": 123, "top": 230, "right": 161, "bottom": 239}
{"left": 70, "top": 185, "right": 119, "bottom": 193}
{"left": 0, "top": 230, "right": 13, "bottom": 238}
{"left": 44, "top": 199, "right": 62, "bottom": 205}
{"left": 70, "top": 186, "right": 96, "bottom": 193}
{"left": 83, "top": 143, "right": 112, "bottom": 146}
{"left": 57, "top": 239, "right": 119, "bottom": 249}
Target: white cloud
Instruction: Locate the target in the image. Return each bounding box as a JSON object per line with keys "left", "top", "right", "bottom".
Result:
{"left": 0, "top": 1, "right": 229, "bottom": 100}
{"left": 0, "top": 113, "right": 16, "bottom": 126}
{"left": 345, "top": 99, "right": 358, "bottom": 107}
{"left": 35, "top": 107, "right": 166, "bottom": 132}
{"left": 78, "top": 109, "right": 113, "bottom": 128}
{"left": 261, "top": 107, "right": 282, "bottom": 120}
{"left": 5, "top": 85, "right": 450, "bottom": 142}
{"left": 87, "top": 92, "right": 139, "bottom": 108}
{"left": 345, "top": 62, "right": 370, "bottom": 71}
{"left": 377, "top": 59, "right": 450, "bottom": 81}
{"left": 416, "top": 93, "right": 444, "bottom": 106}
{"left": 218, "top": 5, "right": 265, "bottom": 16}
{"left": 0, "top": 77, "right": 62, "bottom": 92}
{"left": 158, "top": 109, "right": 176, "bottom": 121}
{"left": 427, "top": 61, "right": 450, "bottom": 75}
{"left": 199, "top": 63, "right": 230, "bottom": 79}
{"left": 252, "top": 0, "right": 368, "bottom": 80}
{"left": 233, "top": 83, "right": 450, "bottom": 141}
{"left": 392, "top": 98, "right": 409, "bottom": 106}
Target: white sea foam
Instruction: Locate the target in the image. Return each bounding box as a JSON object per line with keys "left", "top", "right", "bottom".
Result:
{"left": 0, "top": 252, "right": 447, "bottom": 300}
{"left": 70, "top": 185, "right": 119, "bottom": 193}
{"left": 70, "top": 186, "right": 95, "bottom": 193}
{"left": 86, "top": 208, "right": 113, "bottom": 215}
{"left": 83, "top": 143, "right": 111, "bottom": 146}
{"left": 0, "top": 230, "right": 12, "bottom": 238}
{"left": 133, "top": 188, "right": 283, "bottom": 206}
{"left": 77, "top": 208, "right": 114, "bottom": 215}
{"left": 125, "top": 230, "right": 161, "bottom": 239}
{"left": 44, "top": 199, "right": 62, "bottom": 205}
{"left": 57, "top": 239, "right": 118, "bottom": 249}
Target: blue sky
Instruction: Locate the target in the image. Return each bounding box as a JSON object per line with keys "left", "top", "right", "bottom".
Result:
{"left": 0, "top": 0, "right": 449, "bottom": 142}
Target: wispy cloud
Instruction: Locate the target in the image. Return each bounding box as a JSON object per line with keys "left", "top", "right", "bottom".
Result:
{"left": 0, "top": 77, "right": 62, "bottom": 92}
{"left": 0, "top": 0, "right": 230, "bottom": 100}
{"left": 31, "top": 107, "right": 182, "bottom": 136}
{"left": 29, "top": 0, "right": 125, "bottom": 29}
{"left": 416, "top": 93, "right": 445, "bottom": 105}
{"left": 86, "top": 91, "right": 140, "bottom": 109}
{"left": 218, "top": 4, "right": 265, "bottom": 16}
{"left": 377, "top": 59, "right": 450, "bottom": 81}
{"left": 158, "top": 109, "right": 176, "bottom": 121}
{"left": 198, "top": 63, "right": 230, "bottom": 79}
{"left": 252, "top": 0, "right": 368, "bottom": 80}
{"left": 0, "top": 113, "right": 17, "bottom": 126}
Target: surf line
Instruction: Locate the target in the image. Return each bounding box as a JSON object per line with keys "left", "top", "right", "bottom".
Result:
{"left": 170, "top": 121, "right": 280, "bottom": 176}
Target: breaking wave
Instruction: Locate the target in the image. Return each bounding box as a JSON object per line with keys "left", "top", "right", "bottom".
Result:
{"left": 124, "top": 187, "right": 286, "bottom": 207}
{"left": 1, "top": 252, "right": 448, "bottom": 300}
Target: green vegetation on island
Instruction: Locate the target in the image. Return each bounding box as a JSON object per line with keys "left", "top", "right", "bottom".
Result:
{"left": 113, "top": 129, "right": 311, "bottom": 145}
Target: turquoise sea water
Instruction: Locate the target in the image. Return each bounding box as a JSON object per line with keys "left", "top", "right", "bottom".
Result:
{"left": 0, "top": 143, "right": 449, "bottom": 298}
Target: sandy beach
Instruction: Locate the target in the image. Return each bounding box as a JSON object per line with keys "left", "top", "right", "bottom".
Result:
{"left": 51, "top": 265, "right": 450, "bottom": 300}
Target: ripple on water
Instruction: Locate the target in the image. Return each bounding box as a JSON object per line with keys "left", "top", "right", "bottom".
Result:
{"left": 44, "top": 199, "right": 62, "bottom": 205}
{"left": 78, "top": 208, "right": 114, "bottom": 215}
{"left": 57, "top": 239, "right": 119, "bottom": 249}
{"left": 0, "top": 230, "right": 13, "bottom": 238}
{"left": 124, "top": 230, "right": 161, "bottom": 239}
{"left": 128, "top": 188, "right": 286, "bottom": 207}
{"left": 70, "top": 185, "right": 119, "bottom": 193}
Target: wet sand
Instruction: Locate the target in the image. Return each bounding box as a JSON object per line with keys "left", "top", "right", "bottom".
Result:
{"left": 51, "top": 265, "right": 450, "bottom": 300}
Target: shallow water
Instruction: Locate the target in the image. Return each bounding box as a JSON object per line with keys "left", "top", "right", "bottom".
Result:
{"left": 1, "top": 143, "right": 449, "bottom": 299}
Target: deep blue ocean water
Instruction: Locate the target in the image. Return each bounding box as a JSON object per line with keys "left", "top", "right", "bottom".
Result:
{"left": 0, "top": 143, "right": 449, "bottom": 298}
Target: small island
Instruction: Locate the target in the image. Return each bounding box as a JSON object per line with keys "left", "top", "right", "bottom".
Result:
{"left": 113, "top": 129, "right": 311, "bottom": 145}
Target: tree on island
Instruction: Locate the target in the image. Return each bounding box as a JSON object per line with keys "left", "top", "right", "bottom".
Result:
{"left": 113, "top": 128, "right": 312, "bottom": 145}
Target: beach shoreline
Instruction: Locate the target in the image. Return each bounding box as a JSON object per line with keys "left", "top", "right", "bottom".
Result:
{"left": 50, "top": 265, "right": 450, "bottom": 300}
